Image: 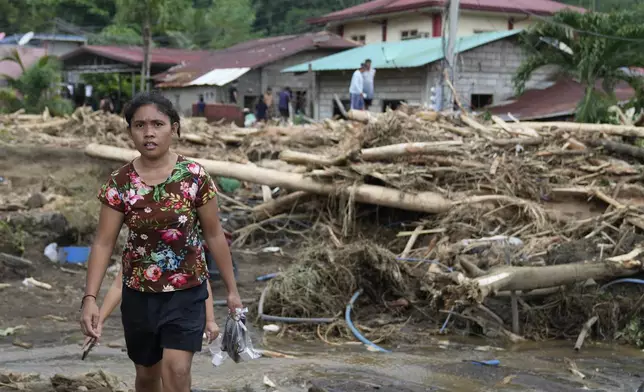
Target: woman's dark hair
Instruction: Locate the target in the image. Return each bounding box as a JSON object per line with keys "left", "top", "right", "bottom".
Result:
{"left": 124, "top": 91, "right": 181, "bottom": 137}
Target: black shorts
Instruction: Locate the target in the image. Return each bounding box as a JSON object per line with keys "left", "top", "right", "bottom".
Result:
{"left": 121, "top": 281, "right": 208, "bottom": 367}
{"left": 279, "top": 108, "right": 289, "bottom": 118}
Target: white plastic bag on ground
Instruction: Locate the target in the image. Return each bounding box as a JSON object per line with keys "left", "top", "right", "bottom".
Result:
{"left": 210, "top": 308, "right": 261, "bottom": 367}
{"left": 44, "top": 243, "right": 58, "bottom": 262}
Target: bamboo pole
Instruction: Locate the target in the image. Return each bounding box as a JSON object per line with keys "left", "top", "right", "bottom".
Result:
{"left": 85, "top": 143, "right": 452, "bottom": 213}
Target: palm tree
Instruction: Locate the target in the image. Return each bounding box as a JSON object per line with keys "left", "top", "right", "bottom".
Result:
{"left": 513, "top": 9, "right": 644, "bottom": 123}
{"left": 0, "top": 48, "right": 71, "bottom": 115}
{"left": 115, "top": 0, "right": 187, "bottom": 92}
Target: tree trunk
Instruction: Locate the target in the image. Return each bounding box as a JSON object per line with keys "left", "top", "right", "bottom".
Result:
{"left": 279, "top": 141, "right": 463, "bottom": 167}
{"left": 456, "top": 252, "right": 643, "bottom": 303}
{"left": 252, "top": 191, "right": 310, "bottom": 220}
{"left": 588, "top": 139, "right": 644, "bottom": 161}
{"left": 506, "top": 121, "right": 644, "bottom": 138}
{"left": 140, "top": 8, "right": 151, "bottom": 93}
{"left": 361, "top": 141, "right": 463, "bottom": 161}
{"left": 84, "top": 143, "right": 452, "bottom": 213}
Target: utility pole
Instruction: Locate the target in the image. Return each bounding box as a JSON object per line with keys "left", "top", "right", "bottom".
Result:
{"left": 441, "top": 0, "right": 460, "bottom": 110}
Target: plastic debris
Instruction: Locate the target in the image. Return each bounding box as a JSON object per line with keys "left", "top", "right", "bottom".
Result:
{"left": 44, "top": 243, "right": 58, "bottom": 263}
{"left": 466, "top": 359, "right": 500, "bottom": 367}
{"left": 262, "top": 324, "right": 280, "bottom": 333}
{"left": 256, "top": 272, "right": 280, "bottom": 282}
{"left": 210, "top": 308, "right": 261, "bottom": 367}
{"left": 263, "top": 375, "right": 276, "bottom": 388}
{"left": 0, "top": 326, "right": 26, "bottom": 337}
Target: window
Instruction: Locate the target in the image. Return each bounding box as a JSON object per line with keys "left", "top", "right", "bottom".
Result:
{"left": 351, "top": 35, "right": 366, "bottom": 44}
{"left": 470, "top": 94, "right": 493, "bottom": 110}
{"left": 244, "top": 95, "right": 260, "bottom": 110}
{"left": 401, "top": 30, "right": 419, "bottom": 40}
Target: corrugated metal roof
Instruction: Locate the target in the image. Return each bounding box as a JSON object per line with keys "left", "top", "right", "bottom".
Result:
{"left": 282, "top": 29, "right": 522, "bottom": 72}
{"left": 188, "top": 67, "right": 251, "bottom": 86}
{"left": 155, "top": 31, "right": 357, "bottom": 88}
{"left": 309, "top": 0, "right": 584, "bottom": 24}
{"left": 59, "top": 45, "right": 211, "bottom": 66}
{"left": 488, "top": 78, "right": 635, "bottom": 121}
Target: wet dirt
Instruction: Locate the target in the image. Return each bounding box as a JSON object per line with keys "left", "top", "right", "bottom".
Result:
{"left": 2, "top": 144, "right": 644, "bottom": 391}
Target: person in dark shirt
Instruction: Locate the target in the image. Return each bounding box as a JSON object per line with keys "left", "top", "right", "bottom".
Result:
{"left": 196, "top": 95, "right": 206, "bottom": 116}
{"left": 228, "top": 80, "right": 238, "bottom": 104}
{"left": 255, "top": 96, "right": 268, "bottom": 122}
{"left": 278, "top": 87, "right": 291, "bottom": 122}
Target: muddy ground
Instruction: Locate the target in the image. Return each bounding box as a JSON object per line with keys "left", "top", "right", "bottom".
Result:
{"left": 3, "top": 144, "right": 644, "bottom": 391}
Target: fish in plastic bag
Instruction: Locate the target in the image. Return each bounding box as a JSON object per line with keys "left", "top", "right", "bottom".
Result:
{"left": 210, "top": 308, "right": 261, "bottom": 367}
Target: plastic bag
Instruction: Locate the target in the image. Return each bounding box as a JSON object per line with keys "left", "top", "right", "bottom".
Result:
{"left": 210, "top": 308, "right": 261, "bottom": 367}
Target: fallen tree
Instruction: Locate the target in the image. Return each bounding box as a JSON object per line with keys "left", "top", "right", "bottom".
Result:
{"left": 84, "top": 143, "right": 452, "bottom": 213}
{"left": 506, "top": 121, "right": 644, "bottom": 138}
{"left": 453, "top": 250, "right": 643, "bottom": 303}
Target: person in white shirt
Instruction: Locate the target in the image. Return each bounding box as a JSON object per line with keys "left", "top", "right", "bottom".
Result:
{"left": 349, "top": 63, "right": 366, "bottom": 110}
{"left": 362, "top": 59, "right": 376, "bottom": 110}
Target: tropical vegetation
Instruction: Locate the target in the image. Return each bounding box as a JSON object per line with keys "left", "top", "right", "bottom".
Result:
{"left": 513, "top": 8, "right": 644, "bottom": 123}
{"left": 0, "top": 49, "right": 73, "bottom": 115}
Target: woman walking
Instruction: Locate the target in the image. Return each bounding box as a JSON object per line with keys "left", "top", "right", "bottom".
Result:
{"left": 80, "top": 92, "right": 242, "bottom": 392}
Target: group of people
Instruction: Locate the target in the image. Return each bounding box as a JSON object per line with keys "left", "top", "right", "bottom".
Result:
{"left": 349, "top": 59, "right": 376, "bottom": 111}
{"left": 245, "top": 86, "right": 293, "bottom": 127}
{"left": 197, "top": 79, "right": 294, "bottom": 127}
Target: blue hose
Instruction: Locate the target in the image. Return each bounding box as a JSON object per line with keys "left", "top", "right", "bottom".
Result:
{"left": 599, "top": 278, "right": 644, "bottom": 292}
{"left": 256, "top": 272, "right": 280, "bottom": 282}
{"left": 439, "top": 307, "right": 454, "bottom": 333}
{"left": 345, "top": 290, "right": 391, "bottom": 353}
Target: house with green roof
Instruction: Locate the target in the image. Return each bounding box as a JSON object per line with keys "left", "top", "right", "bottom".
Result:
{"left": 282, "top": 30, "right": 555, "bottom": 120}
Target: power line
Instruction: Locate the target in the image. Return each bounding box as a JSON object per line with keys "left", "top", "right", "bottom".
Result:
{"left": 513, "top": 0, "right": 644, "bottom": 43}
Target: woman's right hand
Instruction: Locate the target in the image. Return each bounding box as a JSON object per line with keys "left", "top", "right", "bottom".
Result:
{"left": 80, "top": 298, "right": 101, "bottom": 339}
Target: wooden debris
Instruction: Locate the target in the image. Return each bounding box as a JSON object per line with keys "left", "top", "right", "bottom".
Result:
{"left": 574, "top": 315, "right": 599, "bottom": 351}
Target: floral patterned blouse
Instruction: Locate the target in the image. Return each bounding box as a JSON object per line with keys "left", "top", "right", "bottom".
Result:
{"left": 97, "top": 156, "right": 217, "bottom": 293}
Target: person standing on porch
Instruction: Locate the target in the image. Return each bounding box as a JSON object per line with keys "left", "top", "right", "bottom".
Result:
{"left": 362, "top": 59, "right": 376, "bottom": 110}
{"left": 349, "top": 63, "right": 366, "bottom": 111}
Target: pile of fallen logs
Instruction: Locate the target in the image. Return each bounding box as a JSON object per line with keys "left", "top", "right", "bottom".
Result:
{"left": 79, "top": 106, "right": 644, "bottom": 343}
{"left": 8, "top": 104, "right": 644, "bottom": 343}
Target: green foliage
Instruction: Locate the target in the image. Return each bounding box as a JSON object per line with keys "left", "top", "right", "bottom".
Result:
{"left": 0, "top": 49, "right": 73, "bottom": 115}
{"left": 0, "top": 0, "right": 116, "bottom": 33}
{"left": 0, "top": 221, "right": 25, "bottom": 256}
{"left": 560, "top": 0, "right": 644, "bottom": 12}
{"left": 514, "top": 9, "right": 644, "bottom": 123}
{"left": 89, "top": 25, "right": 143, "bottom": 46}
{"left": 616, "top": 318, "right": 644, "bottom": 348}
{"left": 0, "top": 0, "right": 361, "bottom": 49}
{"left": 251, "top": 0, "right": 364, "bottom": 36}
{"left": 0, "top": 88, "right": 22, "bottom": 114}
{"left": 187, "top": 0, "right": 258, "bottom": 49}
{"left": 43, "top": 95, "right": 75, "bottom": 116}
{"left": 81, "top": 73, "right": 138, "bottom": 102}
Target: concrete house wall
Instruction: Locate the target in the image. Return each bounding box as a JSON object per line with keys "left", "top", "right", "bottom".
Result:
{"left": 312, "top": 38, "right": 554, "bottom": 119}
{"left": 317, "top": 67, "right": 429, "bottom": 120}
{"left": 332, "top": 11, "right": 539, "bottom": 44}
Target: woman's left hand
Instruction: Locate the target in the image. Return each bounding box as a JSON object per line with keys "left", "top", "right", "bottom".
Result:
{"left": 227, "top": 292, "right": 243, "bottom": 313}
{"left": 205, "top": 320, "right": 220, "bottom": 344}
